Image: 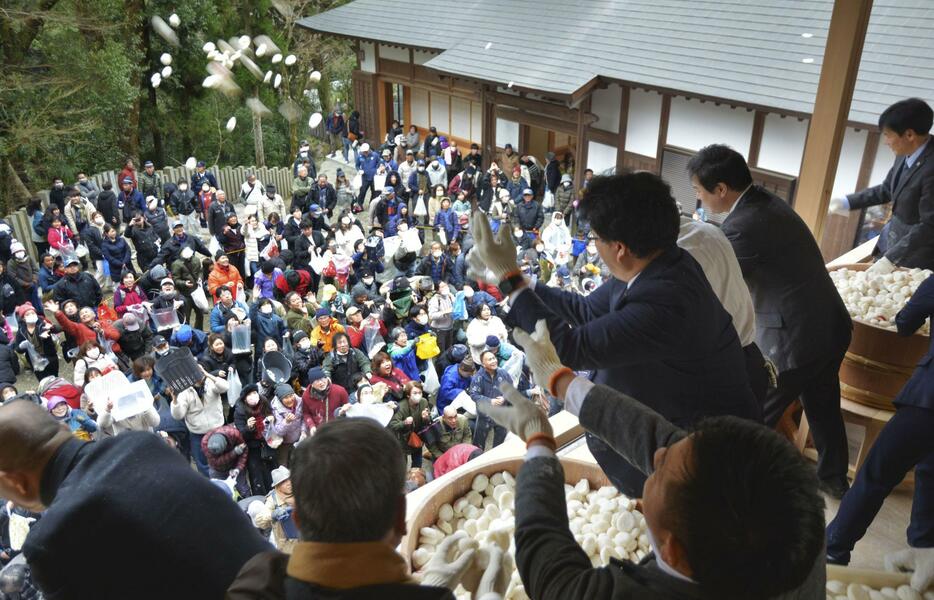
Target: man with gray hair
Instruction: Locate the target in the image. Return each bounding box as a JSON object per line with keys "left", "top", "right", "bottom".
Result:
{"left": 207, "top": 189, "right": 235, "bottom": 238}
{"left": 227, "top": 418, "right": 505, "bottom": 599}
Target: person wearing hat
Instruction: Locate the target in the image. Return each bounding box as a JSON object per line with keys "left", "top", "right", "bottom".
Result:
{"left": 257, "top": 183, "right": 286, "bottom": 223}
{"left": 113, "top": 312, "right": 152, "bottom": 361}
{"left": 124, "top": 207, "right": 161, "bottom": 269}
{"left": 310, "top": 307, "right": 344, "bottom": 353}
{"left": 433, "top": 196, "right": 457, "bottom": 246}
{"left": 514, "top": 185, "right": 545, "bottom": 233}
{"left": 292, "top": 140, "right": 317, "bottom": 179}
{"left": 250, "top": 465, "right": 299, "bottom": 554}
{"left": 138, "top": 160, "right": 163, "bottom": 200}
{"left": 144, "top": 195, "right": 171, "bottom": 243}
{"left": 170, "top": 243, "right": 206, "bottom": 329}
{"left": 207, "top": 252, "right": 245, "bottom": 302}
{"left": 149, "top": 276, "right": 187, "bottom": 329}
{"left": 49, "top": 253, "right": 102, "bottom": 310}
{"left": 437, "top": 355, "right": 475, "bottom": 414}
{"left": 170, "top": 323, "right": 207, "bottom": 356}
{"left": 149, "top": 219, "right": 210, "bottom": 270}
{"left": 48, "top": 396, "right": 97, "bottom": 441}
{"left": 118, "top": 176, "right": 146, "bottom": 225}
{"left": 555, "top": 172, "right": 577, "bottom": 220}
{"left": 201, "top": 423, "right": 249, "bottom": 495}
{"left": 545, "top": 150, "right": 562, "bottom": 198}
{"left": 62, "top": 189, "right": 96, "bottom": 243}
{"left": 287, "top": 330, "right": 321, "bottom": 387}
{"left": 325, "top": 106, "right": 348, "bottom": 162}
{"left": 269, "top": 383, "right": 303, "bottom": 467}
{"left": 301, "top": 366, "right": 349, "bottom": 434}
{"left": 354, "top": 142, "right": 381, "bottom": 211}
{"left": 426, "top": 158, "right": 447, "bottom": 190}
{"left": 190, "top": 159, "right": 218, "bottom": 192}
{"left": 290, "top": 165, "right": 314, "bottom": 214}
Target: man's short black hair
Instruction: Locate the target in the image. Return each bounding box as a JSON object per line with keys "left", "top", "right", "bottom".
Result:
{"left": 686, "top": 144, "right": 753, "bottom": 193}
{"left": 291, "top": 418, "right": 405, "bottom": 543}
{"left": 578, "top": 172, "right": 679, "bottom": 257}
{"left": 879, "top": 98, "right": 933, "bottom": 136}
{"left": 667, "top": 416, "right": 825, "bottom": 599}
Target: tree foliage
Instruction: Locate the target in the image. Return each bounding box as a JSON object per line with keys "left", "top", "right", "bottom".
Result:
{"left": 0, "top": 0, "right": 354, "bottom": 212}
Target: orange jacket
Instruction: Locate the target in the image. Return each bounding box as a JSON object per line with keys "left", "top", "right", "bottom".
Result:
{"left": 207, "top": 264, "right": 244, "bottom": 300}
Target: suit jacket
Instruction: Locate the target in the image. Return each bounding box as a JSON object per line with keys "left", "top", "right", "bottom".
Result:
{"left": 24, "top": 433, "right": 270, "bottom": 600}
{"left": 848, "top": 140, "right": 934, "bottom": 269}
{"left": 721, "top": 186, "right": 851, "bottom": 373}
{"left": 507, "top": 246, "right": 760, "bottom": 427}
{"left": 894, "top": 274, "right": 934, "bottom": 410}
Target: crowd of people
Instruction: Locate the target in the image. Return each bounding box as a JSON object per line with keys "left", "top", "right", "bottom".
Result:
{"left": 0, "top": 97, "right": 932, "bottom": 600}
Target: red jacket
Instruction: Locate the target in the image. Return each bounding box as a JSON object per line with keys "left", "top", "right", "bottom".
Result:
{"left": 301, "top": 383, "right": 349, "bottom": 430}
{"left": 201, "top": 424, "right": 248, "bottom": 473}
{"left": 48, "top": 226, "right": 74, "bottom": 252}
{"left": 369, "top": 368, "right": 411, "bottom": 399}
{"left": 118, "top": 166, "right": 137, "bottom": 189}
{"left": 113, "top": 285, "right": 148, "bottom": 317}
{"left": 273, "top": 269, "right": 313, "bottom": 299}
{"left": 42, "top": 379, "right": 83, "bottom": 410}
{"left": 54, "top": 311, "right": 121, "bottom": 352}
{"left": 345, "top": 319, "right": 387, "bottom": 349}
{"left": 476, "top": 281, "right": 503, "bottom": 302}
{"left": 433, "top": 444, "right": 482, "bottom": 478}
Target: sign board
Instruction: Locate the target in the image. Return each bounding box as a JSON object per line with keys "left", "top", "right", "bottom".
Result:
{"left": 110, "top": 379, "right": 154, "bottom": 422}
{"left": 344, "top": 402, "right": 394, "bottom": 427}
{"left": 84, "top": 369, "right": 130, "bottom": 414}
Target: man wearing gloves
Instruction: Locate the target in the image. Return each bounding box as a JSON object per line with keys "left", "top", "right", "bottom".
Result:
{"left": 479, "top": 319, "right": 827, "bottom": 600}
{"left": 829, "top": 98, "right": 934, "bottom": 272}
{"left": 227, "top": 418, "right": 506, "bottom": 599}
{"left": 466, "top": 173, "right": 760, "bottom": 497}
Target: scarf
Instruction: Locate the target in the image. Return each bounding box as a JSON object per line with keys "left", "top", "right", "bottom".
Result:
{"left": 286, "top": 541, "right": 412, "bottom": 589}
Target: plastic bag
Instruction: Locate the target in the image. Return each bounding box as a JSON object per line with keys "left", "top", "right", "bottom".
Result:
{"left": 362, "top": 315, "right": 383, "bottom": 354}
{"left": 423, "top": 358, "right": 440, "bottom": 394}
{"left": 351, "top": 172, "right": 362, "bottom": 192}
{"left": 236, "top": 286, "right": 246, "bottom": 305}
{"left": 543, "top": 189, "right": 555, "bottom": 209}
{"left": 208, "top": 235, "right": 221, "bottom": 257}
{"left": 191, "top": 283, "right": 212, "bottom": 313}
{"left": 413, "top": 195, "right": 428, "bottom": 217}
{"left": 227, "top": 367, "right": 242, "bottom": 407}
{"left": 415, "top": 332, "right": 440, "bottom": 360}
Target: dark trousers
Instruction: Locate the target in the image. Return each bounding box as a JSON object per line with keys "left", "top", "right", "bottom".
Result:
{"left": 355, "top": 177, "right": 376, "bottom": 210}
{"left": 407, "top": 445, "right": 424, "bottom": 468}
{"left": 472, "top": 413, "right": 507, "bottom": 450}
{"left": 167, "top": 429, "right": 191, "bottom": 463}
{"left": 435, "top": 328, "right": 454, "bottom": 355}
{"left": 826, "top": 404, "right": 934, "bottom": 563}
{"left": 744, "top": 342, "right": 770, "bottom": 409}
{"left": 190, "top": 432, "right": 209, "bottom": 476}
{"left": 587, "top": 432, "right": 646, "bottom": 498}
{"left": 245, "top": 446, "right": 273, "bottom": 496}
{"left": 763, "top": 351, "right": 849, "bottom": 483}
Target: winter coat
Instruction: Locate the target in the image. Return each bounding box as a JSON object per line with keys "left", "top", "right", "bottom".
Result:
{"left": 269, "top": 397, "right": 303, "bottom": 443}
{"left": 202, "top": 424, "right": 248, "bottom": 473}
{"left": 52, "top": 272, "right": 102, "bottom": 308}
{"left": 7, "top": 256, "right": 37, "bottom": 292}
{"left": 63, "top": 198, "right": 96, "bottom": 235}
{"left": 170, "top": 374, "right": 229, "bottom": 434}
{"left": 170, "top": 189, "right": 197, "bottom": 215}
{"left": 356, "top": 152, "right": 381, "bottom": 179}
{"left": 257, "top": 193, "right": 287, "bottom": 223}
{"left": 190, "top": 169, "right": 218, "bottom": 191}
{"left": 113, "top": 283, "right": 148, "bottom": 317}
{"left": 52, "top": 311, "right": 120, "bottom": 352}
{"left": 207, "top": 264, "right": 244, "bottom": 300}
{"left": 138, "top": 171, "right": 163, "bottom": 200}
{"left": 209, "top": 300, "right": 249, "bottom": 334}
{"left": 146, "top": 207, "right": 171, "bottom": 242}
{"left": 434, "top": 208, "right": 457, "bottom": 243}
{"left": 555, "top": 182, "right": 576, "bottom": 216}
{"left": 370, "top": 367, "right": 411, "bottom": 401}
{"left": 207, "top": 200, "right": 237, "bottom": 237}
{"left": 300, "top": 383, "right": 349, "bottom": 430}
{"left": 77, "top": 178, "right": 101, "bottom": 204}
{"left": 388, "top": 397, "right": 431, "bottom": 448}
{"left": 151, "top": 232, "right": 210, "bottom": 270}
{"left": 428, "top": 414, "right": 472, "bottom": 459}
{"left": 118, "top": 189, "right": 146, "bottom": 223}
{"left": 322, "top": 347, "right": 371, "bottom": 392}
{"left": 437, "top": 363, "right": 471, "bottom": 413}
{"left": 97, "top": 401, "right": 160, "bottom": 436}
{"left": 97, "top": 190, "right": 121, "bottom": 228}
{"left": 428, "top": 292, "right": 454, "bottom": 331}
{"left": 514, "top": 199, "right": 545, "bottom": 231}
{"left": 416, "top": 254, "right": 453, "bottom": 285}
{"left": 82, "top": 224, "right": 105, "bottom": 261}
{"left": 47, "top": 225, "right": 74, "bottom": 253}
{"left": 171, "top": 256, "right": 203, "bottom": 295}
{"left": 114, "top": 321, "right": 152, "bottom": 361}
{"left": 0, "top": 343, "right": 19, "bottom": 384}
{"left": 252, "top": 311, "right": 286, "bottom": 349}
{"left": 124, "top": 222, "right": 160, "bottom": 266}
{"left": 101, "top": 236, "right": 132, "bottom": 278}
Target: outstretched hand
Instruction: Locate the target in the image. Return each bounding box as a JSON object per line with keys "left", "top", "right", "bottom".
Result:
{"left": 512, "top": 319, "right": 565, "bottom": 391}
{"left": 465, "top": 210, "right": 519, "bottom": 285}
{"left": 479, "top": 381, "right": 553, "bottom": 441}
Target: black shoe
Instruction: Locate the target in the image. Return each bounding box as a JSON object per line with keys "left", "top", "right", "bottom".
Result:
{"left": 820, "top": 477, "right": 850, "bottom": 500}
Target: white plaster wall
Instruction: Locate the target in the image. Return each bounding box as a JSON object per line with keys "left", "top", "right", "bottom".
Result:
{"left": 758, "top": 114, "right": 809, "bottom": 175}
{"left": 588, "top": 141, "right": 618, "bottom": 173}
{"left": 413, "top": 50, "right": 437, "bottom": 65}
{"left": 496, "top": 118, "right": 519, "bottom": 149}
{"left": 831, "top": 127, "right": 868, "bottom": 199}
{"left": 667, "top": 97, "right": 754, "bottom": 158}
{"left": 378, "top": 44, "right": 409, "bottom": 62}
{"left": 360, "top": 42, "right": 376, "bottom": 73}
{"left": 451, "top": 97, "right": 471, "bottom": 140}
{"left": 430, "top": 92, "right": 450, "bottom": 132}
{"left": 591, "top": 84, "right": 621, "bottom": 134}
{"left": 869, "top": 142, "right": 896, "bottom": 186}
{"left": 626, "top": 89, "right": 662, "bottom": 158}
{"left": 411, "top": 88, "right": 429, "bottom": 128}
{"left": 471, "top": 102, "right": 482, "bottom": 143}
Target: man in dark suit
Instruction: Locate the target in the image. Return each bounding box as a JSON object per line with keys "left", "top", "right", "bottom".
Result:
{"left": 831, "top": 98, "right": 934, "bottom": 271}
{"left": 688, "top": 144, "right": 853, "bottom": 498}
{"left": 0, "top": 401, "right": 270, "bottom": 599}
{"left": 826, "top": 274, "right": 934, "bottom": 585}
{"left": 467, "top": 172, "right": 761, "bottom": 497}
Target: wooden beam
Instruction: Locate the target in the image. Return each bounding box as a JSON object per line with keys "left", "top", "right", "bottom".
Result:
{"left": 655, "top": 94, "right": 671, "bottom": 174}
{"left": 573, "top": 96, "right": 592, "bottom": 195}
{"left": 616, "top": 86, "right": 631, "bottom": 172}
{"left": 408, "top": 48, "right": 414, "bottom": 81}
{"left": 748, "top": 110, "right": 766, "bottom": 167}
{"left": 488, "top": 91, "right": 596, "bottom": 125}
{"left": 518, "top": 124, "right": 529, "bottom": 155}
{"left": 794, "top": 0, "right": 874, "bottom": 239}
{"left": 495, "top": 105, "right": 577, "bottom": 136}
{"left": 856, "top": 130, "right": 880, "bottom": 190}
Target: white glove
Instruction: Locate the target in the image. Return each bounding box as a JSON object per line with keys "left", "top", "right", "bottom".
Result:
{"left": 867, "top": 256, "right": 896, "bottom": 275}
{"left": 475, "top": 546, "right": 508, "bottom": 600}
{"left": 480, "top": 381, "right": 553, "bottom": 441}
{"left": 828, "top": 196, "right": 850, "bottom": 216}
{"left": 512, "top": 319, "right": 565, "bottom": 391}
{"left": 421, "top": 531, "right": 476, "bottom": 590}
{"left": 466, "top": 210, "right": 519, "bottom": 285}
{"left": 228, "top": 468, "right": 239, "bottom": 479}
{"left": 885, "top": 547, "right": 934, "bottom": 591}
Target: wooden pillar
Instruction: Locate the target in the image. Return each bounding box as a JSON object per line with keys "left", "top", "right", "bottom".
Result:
{"left": 794, "top": 0, "right": 874, "bottom": 239}
{"left": 748, "top": 110, "right": 767, "bottom": 167}
{"left": 480, "top": 86, "right": 496, "bottom": 171}
{"left": 518, "top": 124, "right": 530, "bottom": 156}
{"left": 655, "top": 94, "right": 671, "bottom": 174}
{"left": 573, "top": 96, "right": 592, "bottom": 195}
{"left": 615, "top": 86, "right": 631, "bottom": 172}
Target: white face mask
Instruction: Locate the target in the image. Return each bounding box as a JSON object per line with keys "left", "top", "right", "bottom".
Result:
{"left": 86, "top": 348, "right": 101, "bottom": 360}
{"left": 181, "top": 247, "right": 194, "bottom": 259}
{"left": 513, "top": 229, "right": 523, "bottom": 237}
{"left": 14, "top": 252, "right": 26, "bottom": 261}
{"left": 432, "top": 250, "right": 442, "bottom": 258}
{"left": 416, "top": 315, "right": 429, "bottom": 325}
{"left": 24, "top": 314, "right": 38, "bottom": 324}
{"left": 94, "top": 217, "right": 105, "bottom": 225}
{"left": 362, "top": 277, "right": 373, "bottom": 285}
{"left": 535, "top": 245, "right": 544, "bottom": 253}
{"left": 410, "top": 392, "right": 423, "bottom": 403}
{"left": 202, "top": 185, "right": 210, "bottom": 192}
{"left": 587, "top": 245, "right": 597, "bottom": 254}
{"left": 245, "top": 392, "right": 260, "bottom": 407}
{"left": 179, "top": 185, "right": 188, "bottom": 192}
{"left": 260, "top": 305, "right": 273, "bottom": 314}
{"left": 298, "top": 339, "right": 312, "bottom": 350}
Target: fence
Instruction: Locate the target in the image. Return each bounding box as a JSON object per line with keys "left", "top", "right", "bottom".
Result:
{"left": 8, "top": 164, "right": 297, "bottom": 265}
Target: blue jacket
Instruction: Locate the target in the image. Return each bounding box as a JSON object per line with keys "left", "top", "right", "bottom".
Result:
{"left": 356, "top": 152, "right": 381, "bottom": 179}
{"left": 434, "top": 208, "right": 457, "bottom": 242}
{"left": 170, "top": 328, "right": 208, "bottom": 357}
{"left": 507, "top": 177, "right": 529, "bottom": 202}
{"left": 325, "top": 112, "right": 346, "bottom": 135}
{"left": 438, "top": 363, "right": 471, "bottom": 413}
{"left": 507, "top": 246, "right": 760, "bottom": 428}
{"left": 251, "top": 310, "right": 287, "bottom": 349}
{"left": 388, "top": 341, "right": 420, "bottom": 381}
{"left": 190, "top": 170, "right": 219, "bottom": 191}
{"left": 469, "top": 367, "right": 513, "bottom": 405}
{"left": 894, "top": 274, "right": 934, "bottom": 410}
{"left": 101, "top": 236, "right": 132, "bottom": 276}
{"left": 210, "top": 300, "right": 250, "bottom": 333}
{"left": 39, "top": 265, "right": 60, "bottom": 292}
{"left": 118, "top": 189, "right": 146, "bottom": 222}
